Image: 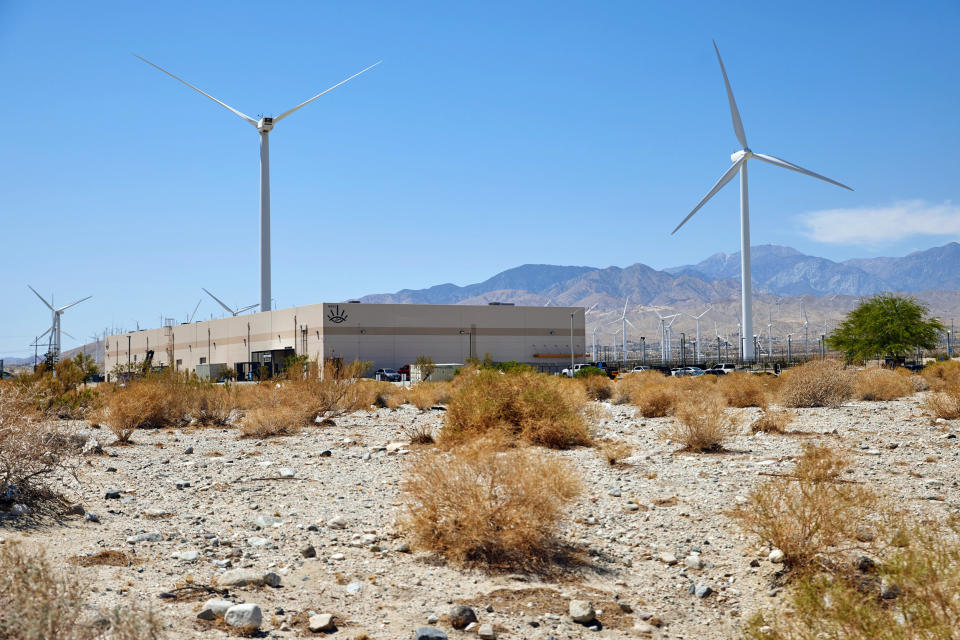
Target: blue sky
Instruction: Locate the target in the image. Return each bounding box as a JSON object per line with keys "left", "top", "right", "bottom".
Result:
{"left": 2, "top": 1, "right": 959, "bottom": 357}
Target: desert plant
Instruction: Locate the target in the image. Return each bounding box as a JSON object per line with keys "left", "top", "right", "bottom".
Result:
{"left": 661, "top": 392, "right": 739, "bottom": 451}
{"left": 414, "top": 355, "right": 436, "bottom": 381}
{"left": 729, "top": 445, "right": 878, "bottom": 570}
{"left": 599, "top": 440, "right": 633, "bottom": 465}
{"left": 827, "top": 294, "right": 945, "bottom": 363}
{"left": 400, "top": 439, "right": 581, "bottom": 571}
{"left": 0, "top": 541, "right": 164, "bottom": 640}
{"left": 924, "top": 386, "right": 960, "bottom": 420}
{"left": 620, "top": 373, "right": 677, "bottom": 417}
{"left": 778, "top": 360, "right": 854, "bottom": 408}
{"left": 750, "top": 408, "right": 794, "bottom": 434}
{"left": 0, "top": 384, "right": 77, "bottom": 507}
{"left": 239, "top": 404, "right": 305, "bottom": 438}
{"left": 442, "top": 368, "right": 590, "bottom": 448}
{"left": 406, "top": 382, "right": 451, "bottom": 411}
{"left": 718, "top": 372, "right": 768, "bottom": 408}
{"left": 742, "top": 515, "right": 960, "bottom": 640}
{"left": 581, "top": 374, "right": 613, "bottom": 401}
{"left": 921, "top": 359, "right": 960, "bottom": 390}
{"left": 854, "top": 368, "right": 916, "bottom": 401}
{"left": 402, "top": 420, "right": 435, "bottom": 445}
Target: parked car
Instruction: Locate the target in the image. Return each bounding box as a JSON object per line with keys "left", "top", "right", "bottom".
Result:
{"left": 374, "top": 368, "right": 401, "bottom": 382}
{"left": 707, "top": 363, "right": 737, "bottom": 374}
{"left": 396, "top": 364, "right": 411, "bottom": 378}
{"left": 629, "top": 365, "right": 650, "bottom": 373}
{"left": 671, "top": 366, "right": 705, "bottom": 377}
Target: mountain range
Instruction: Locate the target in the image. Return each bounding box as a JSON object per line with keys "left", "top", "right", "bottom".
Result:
{"left": 359, "top": 242, "right": 960, "bottom": 310}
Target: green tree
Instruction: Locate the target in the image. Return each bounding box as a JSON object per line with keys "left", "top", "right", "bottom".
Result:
{"left": 826, "top": 294, "right": 945, "bottom": 362}
{"left": 414, "top": 355, "right": 435, "bottom": 381}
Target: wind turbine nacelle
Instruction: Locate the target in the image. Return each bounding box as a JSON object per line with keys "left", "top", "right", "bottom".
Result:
{"left": 730, "top": 149, "right": 752, "bottom": 163}
{"left": 258, "top": 117, "right": 275, "bottom": 132}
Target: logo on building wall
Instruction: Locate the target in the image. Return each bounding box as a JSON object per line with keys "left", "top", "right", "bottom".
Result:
{"left": 327, "top": 305, "right": 349, "bottom": 324}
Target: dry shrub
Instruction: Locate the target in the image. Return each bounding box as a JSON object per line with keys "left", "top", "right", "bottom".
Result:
{"left": 920, "top": 359, "right": 960, "bottom": 391}
{"left": 239, "top": 405, "right": 305, "bottom": 438}
{"left": 581, "top": 375, "right": 613, "bottom": 401}
{"left": 621, "top": 373, "right": 677, "bottom": 417}
{"left": 729, "top": 445, "right": 878, "bottom": 570}
{"left": 909, "top": 374, "right": 929, "bottom": 392}
{"left": 924, "top": 386, "right": 960, "bottom": 420}
{"left": 405, "top": 382, "right": 451, "bottom": 411}
{"left": 751, "top": 408, "right": 794, "bottom": 434}
{"left": 779, "top": 360, "right": 854, "bottom": 408}
{"left": 190, "top": 384, "right": 240, "bottom": 425}
{"left": 400, "top": 439, "right": 581, "bottom": 571}
{"left": 402, "top": 420, "right": 435, "bottom": 445}
{"left": 661, "top": 391, "right": 739, "bottom": 452}
{"left": 442, "top": 369, "right": 591, "bottom": 449}
{"left": 599, "top": 440, "right": 633, "bottom": 465}
{"left": 98, "top": 375, "right": 193, "bottom": 442}
{"left": 0, "top": 541, "right": 163, "bottom": 640}
{"left": 742, "top": 515, "right": 960, "bottom": 640}
{"left": 718, "top": 372, "right": 768, "bottom": 408}
{"left": 362, "top": 380, "right": 405, "bottom": 409}
{"left": 238, "top": 360, "right": 371, "bottom": 437}
{"left": 854, "top": 368, "right": 916, "bottom": 401}
{"left": 0, "top": 384, "right": 77, "bottom": 506}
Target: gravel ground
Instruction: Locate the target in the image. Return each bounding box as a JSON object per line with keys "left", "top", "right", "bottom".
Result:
{"left": 2, "top": 394, "right": 958, "bottom": 639}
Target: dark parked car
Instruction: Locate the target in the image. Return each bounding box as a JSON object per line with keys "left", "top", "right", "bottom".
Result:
{"left": 374, "top": 368, "right": 401, "bottom": 382}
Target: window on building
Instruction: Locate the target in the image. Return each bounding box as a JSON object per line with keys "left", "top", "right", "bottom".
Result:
{"left": 199, "top": 357, "right": 207, "bottom": 365}
{"left": 176, "top": 359, "right": 182, "bottom": 366}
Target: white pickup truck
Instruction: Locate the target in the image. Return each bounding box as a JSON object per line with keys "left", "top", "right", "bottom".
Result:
{"left": 561, "top": 363, "right": 590, "bottom": 378}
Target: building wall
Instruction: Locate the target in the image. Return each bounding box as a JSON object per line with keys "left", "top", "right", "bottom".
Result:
{"left": 104, "top": 303, "right": 585, "bottom": 377}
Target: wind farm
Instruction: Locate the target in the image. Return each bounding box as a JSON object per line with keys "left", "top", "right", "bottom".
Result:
{"left": 3, "top": 4, "right": 960, "bottom": 639}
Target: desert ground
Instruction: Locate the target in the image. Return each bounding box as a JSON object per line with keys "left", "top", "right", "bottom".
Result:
{"left": 2, "top": 371, "right": 956, "bottom": 640}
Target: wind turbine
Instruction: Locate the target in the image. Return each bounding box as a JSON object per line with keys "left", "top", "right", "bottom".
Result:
{"left": 136, "top": 55, "right": 381, "bottom": 312}
{"left": 607, "top": 299, "right": 630, "bottom": 361}
{"left": 671, "top": 41, "right": 852, "bottom": 362}
{"left": 203, "top": 288, "right": 259, "bottom": 317}
{"left": 28, "top": 286, "right": 91, "bottom": 363}
{"left": 683, "top": 305, "right": 712, "bottom": 363}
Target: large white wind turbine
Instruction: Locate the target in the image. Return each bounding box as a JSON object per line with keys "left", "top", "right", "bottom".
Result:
{"left": 136, "top": 55, "right": 381, "bottom": 312}
{"left": 28, "top": 286, "right": 91, "bottom": 362}
{"left": 608, "top": 299, "right": 630, "bottom": 360}
{"left": 672, "top": 41, "right": 852, "bottom": 362}
{"left": 203, "top": 288, "right": 259, "bottom": 317}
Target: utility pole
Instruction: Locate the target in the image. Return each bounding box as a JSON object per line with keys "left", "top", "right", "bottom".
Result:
{"left": 641, "top": 337, "right": 646, "bottom": 365}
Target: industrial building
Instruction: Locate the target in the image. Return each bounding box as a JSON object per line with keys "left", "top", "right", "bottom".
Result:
{"left": 104, "top": 302, "right": 585, "bottom": 380}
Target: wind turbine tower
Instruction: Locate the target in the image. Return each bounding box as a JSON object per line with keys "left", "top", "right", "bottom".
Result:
{"left": 684, "top": 305, "right": 712, "bottom": 363}
{"left": 672, "top": 41, "right": 852, "bottom": 362}
{"left": 28, "top": 286, "right": 91, "bottom": 363}
{"left": 136, "top": 55, "right": 380, "bottom": 312}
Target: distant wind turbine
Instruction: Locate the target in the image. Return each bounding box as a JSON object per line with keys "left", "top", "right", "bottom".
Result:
{"left": 202, "top": 288, "right": 259, "bottom": 317}
{"left": 672, "top": 41, "right": 853, "bottom": 362}
{"left": 683, "top": 305, "right": 712, "bottom": 363}
{"left": 28, "top": 286, "right": 91, "bottom": 362}
{"left": 136, "top": 55, "right": 381, "bottom": 312}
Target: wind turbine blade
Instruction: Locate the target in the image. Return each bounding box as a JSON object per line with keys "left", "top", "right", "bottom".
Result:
{"left": 672, "top": 158, "right": 744, "bottom": 234}
{"left": 134, "top": 55, "right": 258, "bottom": 126}
{"left": 625, "top": 319, "right": 640, "bottom": 330}
{"left": 62, "top": 329, "right": 76, "bottom": 341}
{"left": 585, "top": 303, "right": 598, "bottom": 314}
{"left": 621, "top": 298, "right": 629, "bottom": 319}
{"left": 713, "top": 41, "right": 748, "bottom": 149}
{"left": 28, "top": 285, "right": 54, "bottom": 311}
{"left": 189, "top": 300, "right": 202, "bottom": 323}
{"left": 57, "top": 295, "right": 92, "bottom": 312}
{"left": 237, "top": 304, "right": 259, "bottom": 314}
{"left": 202, "top": 288, "right": 236, "bottom": 315}
{"left": 36, "top": 327, "right": 53, "bottom": 341}
{"left": 752, "top": 152, "right": 853, "bottom": 191}
{"left": 274, "top": 61, "right": 381, "bottom": 123}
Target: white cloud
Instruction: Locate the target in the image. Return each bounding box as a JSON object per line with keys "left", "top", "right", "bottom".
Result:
{"left": 800, "top": 200, "right": 960, "bottom": 245}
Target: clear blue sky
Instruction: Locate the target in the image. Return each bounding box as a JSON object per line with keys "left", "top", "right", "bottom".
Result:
{"left": 2, "top": 1, "right": 959, "bottom": 357}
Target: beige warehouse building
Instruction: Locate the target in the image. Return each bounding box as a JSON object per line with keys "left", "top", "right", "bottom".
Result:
{"left": 104, "top": 302, "right": 585, "bottom": 380}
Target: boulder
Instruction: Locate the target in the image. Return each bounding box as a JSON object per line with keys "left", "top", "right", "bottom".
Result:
{"left": 224, "top": 603, "right": 262, "bottom": 631}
